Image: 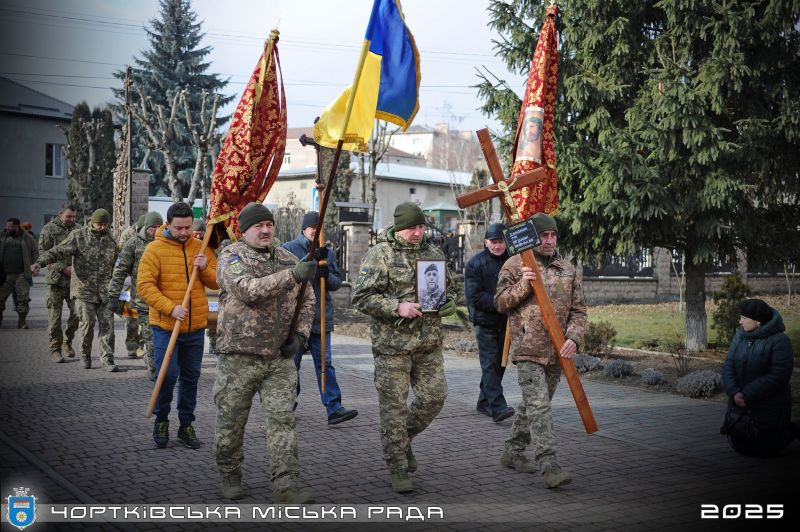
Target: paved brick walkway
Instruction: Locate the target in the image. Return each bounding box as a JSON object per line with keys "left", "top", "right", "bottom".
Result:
{"left": 1, "top": 282, "right": 796, "bottom": 531}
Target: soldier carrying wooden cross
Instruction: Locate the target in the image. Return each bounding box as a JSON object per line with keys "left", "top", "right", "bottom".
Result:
{"left": 457, "top": 129, "right": 597, "bottom": 489}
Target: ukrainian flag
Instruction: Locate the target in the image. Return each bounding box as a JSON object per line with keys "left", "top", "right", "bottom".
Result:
{"left": 313, "top": 0, "right": 420, "bottom": 152}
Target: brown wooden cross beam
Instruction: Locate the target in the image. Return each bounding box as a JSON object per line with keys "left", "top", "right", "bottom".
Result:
{"left": 457, "top": 128, "right": 598, "bottom": 434}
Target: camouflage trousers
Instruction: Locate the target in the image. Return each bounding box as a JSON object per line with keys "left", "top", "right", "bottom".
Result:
{"left": 46, "top": 284, "right": 78, "bottom": 354}
{"left": 373, "top": 347, "right": 448, "bottom": 472}
{"left": 136, "top": 308, "right": 153, "bottom": 372}
{"left": 75, "top": 300, "right": 115, "bottom": 364}
{"left": 0, "top": 272, "right": 30, "bottom": 315}
{"left": 125, "top": 315, "right": 142, "bottom": 355}
{"left": 505, "top": 361, "right": 562, "bottom": 471}
{"left": 213, "top": 354, "right": 299, "bottom": 493}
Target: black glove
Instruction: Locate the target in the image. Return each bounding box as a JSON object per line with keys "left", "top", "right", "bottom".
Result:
{"left": 313, "top": 247, "right": 329, "bottom": 261}
{"left": 316, "top": 263, "right": 330, "bottom": 279}
{"left": 280, "top": 332, "right": 306, "bottom": 358}
{"left": 438, "top": 300, "right": 457, "bottom": 317}
{"left": 106, "top": 299, "right": 122, "bottom": 315}
{"left": 291, "top": 260, "right": 317, "bottom": 283}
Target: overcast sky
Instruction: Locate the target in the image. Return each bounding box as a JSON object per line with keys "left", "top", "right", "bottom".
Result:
{"left": 0, "top": 0, "right": 528, "bottom": 133}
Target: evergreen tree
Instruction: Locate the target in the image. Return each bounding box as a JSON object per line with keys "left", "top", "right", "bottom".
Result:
{"left": 479, "top": 1, "right": 800, "bottom": 351}
{"left": 64, "top": 102, "right": 116, "bottom": 221}
{"left": 114, "top": 0, "right": 232, "bottom": 198}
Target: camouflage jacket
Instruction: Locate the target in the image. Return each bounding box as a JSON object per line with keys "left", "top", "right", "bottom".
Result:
{"left": 38, "top": 226, "right": 117, "bottom": 303}
{"left": 117, "top": 224, "right": 138, "bottom": 251}
{"left": 216, "top": 241, "right": 314, "bottom": 358}
{"left": 352, "top": 227, "right": 456, "bottom": 357}
{"left": 495, "top": 253, "right": 587, "bottom": 366}
{"left": 108, "top": 226, "right": 152, "bottom": 309}
{"left": 38, "top": 218, "right": 82, "bottom": 287}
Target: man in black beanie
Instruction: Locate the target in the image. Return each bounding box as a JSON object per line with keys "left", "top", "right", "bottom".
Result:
{"left": 465, "top": 223, "right": 514, "bottom": 422}
{"left": 283, "top": 211, "right": 358, "bottom": 425}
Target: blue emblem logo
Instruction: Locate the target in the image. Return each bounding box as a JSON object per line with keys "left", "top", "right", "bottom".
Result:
{"left": 6, "top": 487, "right": 36, "bottom": 530}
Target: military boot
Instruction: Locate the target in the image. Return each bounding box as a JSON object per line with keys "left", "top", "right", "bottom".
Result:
{"left": 542, "top": 465, "right": 572, "bottom": 488}
{"left": 63, "top": 342, "right": 75, "bottom": 358}
{"left": 103, "top": 359, "right": 119, "bottom": 372}
{"left": 389, "top": 469, "right": 414, "bottom": 493}
{"left": 82, "top": 356, "right": 92, "bottom": 369}
{"left": 17, "top": 313, "right": 28, "bottom": 329}
{"left": 405, "top": 445, "right": 417, "bottom": 473}
{"left": 153, "top": 419, "right": 169, "bottom": 448}
{"left": 274, "top": 488, "right": 315, "bottom": 504}
{"left": 500, "top": 450, "right": 536, "bottom": 473}
{"left": 221, "top": 474, "right": 245, "bottom": 500}
{"left": 177, "top": 424, "right": 202, "bottom": 449}
{"left": 51, "top": 351, "right": 65, "bottom": 363}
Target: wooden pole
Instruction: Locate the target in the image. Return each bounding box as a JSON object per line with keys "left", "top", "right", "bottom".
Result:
{"left": 501, "top": 320, "right": 512, "bottom": 367}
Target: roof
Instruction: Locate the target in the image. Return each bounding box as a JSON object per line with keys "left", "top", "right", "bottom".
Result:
{"left": 423, "top": 202, "right": 460, "bottom": 212}
{"left": 0, "top": 76, "right": 74, "bottom": 120}
{"left": 286, "top": 126, "right": 314, "bottom": 139}
{"left": 404, "top": 124, "right": 435, "bottom": 134}
{"left": 278, "top": 160, "right": 472, "bottom": 187}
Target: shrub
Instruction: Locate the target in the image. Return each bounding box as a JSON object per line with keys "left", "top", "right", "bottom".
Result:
{"left": 573, "top": 353, "right": 603, "bottom": 373}
{"left": 641, "top": 368, "right": 665, "bottom": 385}
{"left": 664, "top": 338, "right": 692, "bottom": 377}
{"left": 456, "top": 338, "right": 476, "bottom": 352}
{"left": 676, "top": 370, "right": 722, "bottom": 398}
{"left": 604, "top": 359, "right": 633, "bottom": 378}
{"left": 711, "top": 273, "right": 752, "bottom": 346}
{"left": 583, "top": 321, "right": 618, "bottom": 356}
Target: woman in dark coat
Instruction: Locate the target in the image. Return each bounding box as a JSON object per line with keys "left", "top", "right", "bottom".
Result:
{"left": 722, "top": 298, "right": 796, "bottom": 456}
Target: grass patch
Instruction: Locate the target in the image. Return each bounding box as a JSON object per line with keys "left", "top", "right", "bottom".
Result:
{"left": 589, "top": 294, "right": 799, "bottom": 358}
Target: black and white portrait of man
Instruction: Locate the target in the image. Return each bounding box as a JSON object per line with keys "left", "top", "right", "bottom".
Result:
{"left": 417, "top": 260, "right": 446, "bottom": 312}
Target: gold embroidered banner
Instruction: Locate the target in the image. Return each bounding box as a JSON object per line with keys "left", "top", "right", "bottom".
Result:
{"left": 510, "top": 3, "right": 559, "bottom": 219}
{"left": 208, "top": 32, "right": 286, "bottom": 244}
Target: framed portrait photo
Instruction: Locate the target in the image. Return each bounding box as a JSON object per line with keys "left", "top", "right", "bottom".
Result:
{"left": 416, "top": 259, "right": 447, "bottom": 313}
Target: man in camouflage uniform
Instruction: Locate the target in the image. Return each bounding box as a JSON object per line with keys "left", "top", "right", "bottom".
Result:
{"left": 0, "top": 218, "right": 38, "bottom": 329}
{"left": 107, "top": 211, "right": 162, "bottom": 380}
{"left": 213, "top": 202, "right": 317, "bottom": 503}
{"left": 38, "top": 203, "right": 81, "bottom": 361}
{"left": 117, "top": 214, "right": 146, "bottom": 358}
{"left": 495, "top": 213, "right": 586, "bottom": 489}
{"left": 352, "top": 202, "right": 457, "bottom": 493}
{"left": 34, "top": 208, "right": 119, "bottom": 371}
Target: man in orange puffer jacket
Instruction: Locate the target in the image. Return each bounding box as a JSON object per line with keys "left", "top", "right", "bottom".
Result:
{"left": 138, "top": 202, "right": 218, "bottom": 450}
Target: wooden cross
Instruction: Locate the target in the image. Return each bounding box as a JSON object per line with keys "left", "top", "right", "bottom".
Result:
{"left": 457, "top": 128, "right": 598, "bottom": 435}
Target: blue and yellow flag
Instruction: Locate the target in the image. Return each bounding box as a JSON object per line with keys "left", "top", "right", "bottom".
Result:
{"left": 313, "top": 0, "right": 420, "bottom": 152}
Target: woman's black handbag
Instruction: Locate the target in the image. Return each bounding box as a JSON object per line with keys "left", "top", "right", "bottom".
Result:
{"left": 720, "top": 404, "right": 759, "bottom": 454}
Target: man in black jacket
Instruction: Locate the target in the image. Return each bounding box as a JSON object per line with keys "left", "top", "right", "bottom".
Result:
{"left": 464, "top": 223, "right": 513, "bottom": 422}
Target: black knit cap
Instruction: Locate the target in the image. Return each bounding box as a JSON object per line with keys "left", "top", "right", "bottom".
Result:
{"left": 485, "top": 223, "right": 505, "bottom": 240}
{"left": 738, "top": 298, "right": 772, "bottom": 324}
{"left": 238, "top": 202, "right": 274, "bottom": 233}
{"left": 302, "top": 211, "right": 319, "bottom": 230}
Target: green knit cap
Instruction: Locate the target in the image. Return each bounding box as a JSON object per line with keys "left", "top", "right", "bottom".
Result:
{"left": 238, "top": 202, "right": 274, "bottom": 233}
{"left": 143, "top": 211, "right": 163, "bottom": 228}
{"left": 135, "top": 214, "right": 146, "bottom": 230}
{"left": 531, "top": 213, "right": 557, "bottom": 235}
{"left": 90, "top": 208, "right": 111, "bottom": 224}
{"left": 393, "top": 202, "right": 426, "bottom": 231}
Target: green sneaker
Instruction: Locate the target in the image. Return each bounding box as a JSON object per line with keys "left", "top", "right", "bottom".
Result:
{"left": 153, "top": 420, "right": 169, "bottom": 448}
{"left": 405, "top": 445, "right": 417, "bottom": 473}
{"left": 177, "top": 425, "right": 202, "bottom": 449}
{"left": 500, "top": 450, "right": 536, "bottom": 473}
{"left": 542, "top": 465, "right": 572, "bottom": 488}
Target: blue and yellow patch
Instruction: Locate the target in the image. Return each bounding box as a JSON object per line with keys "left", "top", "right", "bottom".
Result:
{"left": 228, "top": 254, "right": 244, "bottom": 274}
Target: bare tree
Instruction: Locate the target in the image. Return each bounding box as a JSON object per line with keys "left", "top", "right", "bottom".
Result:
{"left": 181, "top": 89, "right": 220, "bottom": 205}
{"left": 366, "top": 122, "right": 400, "bottom": 210}
{"left": 130, "top": 80, "right": 182, "bottom": 202}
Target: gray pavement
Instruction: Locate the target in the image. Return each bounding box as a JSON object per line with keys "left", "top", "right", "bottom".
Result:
{"left": 0, "top": 281, "right": 796, "bottom": 531}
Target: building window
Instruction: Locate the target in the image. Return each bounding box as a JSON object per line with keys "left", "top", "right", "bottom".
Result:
{"left": 45, "top": 143, "right": 64, "bottom": 177}
{"left": 409, "top": 187, "right": 416, "bottom": 194}
{"left": 438, "top": 189, "right": 445, "bottom": 197}
{"left": 283, "top": 153, "right": 291, "bottom": 165}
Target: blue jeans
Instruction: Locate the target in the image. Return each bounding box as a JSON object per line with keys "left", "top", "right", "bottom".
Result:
{"left": 152, "top": 327, "right": 205, "bottom": 425}
{"left": 475, "top": 324, "right": 509, "bottom": 415}
{"left": 294, "top": 332, "right": 343, "bottom": 417}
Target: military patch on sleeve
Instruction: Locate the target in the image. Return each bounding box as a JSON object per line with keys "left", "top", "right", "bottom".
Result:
{"left": 228, "top": 254, "right": 244, "bottom": 274}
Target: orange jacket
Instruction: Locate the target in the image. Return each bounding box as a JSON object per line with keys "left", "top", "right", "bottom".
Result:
{"left": 137, "top": 225, "right": 218, "bottom": 333}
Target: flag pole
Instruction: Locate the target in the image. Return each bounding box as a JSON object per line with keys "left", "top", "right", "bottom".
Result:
{"left": 146, "top": 31, "right": 280, "bottom": 418}
{"left": 285, "top": 40, "right": 371, "bottom": 345}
